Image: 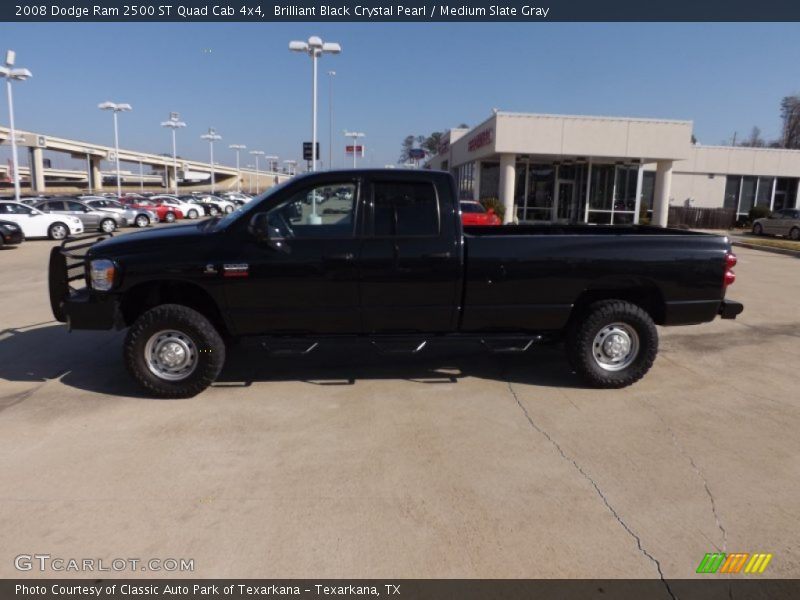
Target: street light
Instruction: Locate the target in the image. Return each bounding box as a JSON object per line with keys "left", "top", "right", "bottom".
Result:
{"left": 161, "top": 112, "right": 186, "bottom": 196}
{"left": 249, "top": 150, "right": 265, "bottom": 193}
{"left": 344, "top": 131, "right": 365, "bottom": 168}
{"left": 289, "top": 36, "right": 341, "bottom": 172}
{"left": 265, "top": 154, "right": 278, "bottom": 174}
{"left": 98, "top": 100, "right": 132, "bottom": 197}
{"left": 284, "top": 159, "right": 297, "bottom": 176}
{"left": 327, "top": 70, "right": 336, "bottom": 170}
{"left": 200, "top": 127, "right": 221, "bottom": 193}
{"left": 229, "top": 144, "right": 246, "bottom": 193}
{"left": 0, "top": 51, "right": 32, "bottom": 202}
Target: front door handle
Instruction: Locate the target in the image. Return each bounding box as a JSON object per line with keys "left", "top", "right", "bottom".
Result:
{"left": 327, "top": 252, "right": 355, "bottom": 261}
{"left": 423, "top": 252, "right": 452, "bottom": 259}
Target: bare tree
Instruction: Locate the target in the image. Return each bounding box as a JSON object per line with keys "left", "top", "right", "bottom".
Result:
{"left": 780, "top": 95, "right": 800, "bottom": 149}
{"left": 739, "top": 126, "right": 766, "bottom": 148}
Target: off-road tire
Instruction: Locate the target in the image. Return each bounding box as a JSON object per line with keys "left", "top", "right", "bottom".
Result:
{"left": 124, "top": 304, "right": 225, "bottom": 398}
{"left": 566, "top": 300, "right": 658, "bottom": 388}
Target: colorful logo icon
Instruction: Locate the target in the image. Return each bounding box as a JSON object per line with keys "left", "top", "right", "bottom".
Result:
{"left": 697, "top": 552, "right": 773, "bottom": 574}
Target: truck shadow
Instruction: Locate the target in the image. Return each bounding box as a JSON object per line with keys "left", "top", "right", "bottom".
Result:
{"left": 0, "top": 323, "right": 583, "bottom": 401}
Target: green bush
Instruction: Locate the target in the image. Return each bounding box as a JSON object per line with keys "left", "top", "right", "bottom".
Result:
{"left": 480, "top": 197, "right": 504, "bottom": 221}
{"left": 749, "top": 205, "right": 772, "bottom": 222}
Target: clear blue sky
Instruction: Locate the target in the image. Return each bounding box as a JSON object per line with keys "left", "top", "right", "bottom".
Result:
{"left": 1, "top": 22, "right": 799, "bottom": 171}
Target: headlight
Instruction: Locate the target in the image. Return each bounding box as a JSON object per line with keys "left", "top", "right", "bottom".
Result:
{"left": 89, "top": 259, "right": 116, "bottom": 291}
{"left": 1, "top": 223, "right": 18, "bottom": 231}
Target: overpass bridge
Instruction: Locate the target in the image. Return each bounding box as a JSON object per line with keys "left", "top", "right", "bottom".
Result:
{"left": 0, "top": 126, "right": 291, "bottom": 194}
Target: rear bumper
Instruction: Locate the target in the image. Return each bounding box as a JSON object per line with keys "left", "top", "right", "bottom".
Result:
{"left": 1, "top": 229, "right": 24, "bottom": 245}
{"left": 718, "top": 299, "right": 744, "bottom": 319}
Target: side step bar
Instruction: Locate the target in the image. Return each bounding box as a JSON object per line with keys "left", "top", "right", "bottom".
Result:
{"left": 481, "top": 336, "right": 542, "bottom": 354}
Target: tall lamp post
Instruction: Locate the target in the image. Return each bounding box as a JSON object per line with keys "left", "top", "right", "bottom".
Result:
{"left": 284, "top": 160, "right": 297, "bottom": 176}
{"left": 200, "top": 128, "right": 221, "bottom": 193}
{"left": 0, "top": 51, "right": 32, "bottom": 202}
{"left": 327, "top": 70, "right": 336, "bottom": 170}
{"left": 249, "top": 150, "right": 265, "bottom": 193}
{"left": 344, "top": 131, "right": 365, "bottom": 168}
{"left": 289, "top": 36, "right": 341, "bottom": 173}
{"left": 161, "top": 112, "right": 186, "bottom": 196}
{"left": 98, "top": 101, "right": 132, "bottom": 198}
{"left": 229, "top": 144, "right": 246, "bottom": 193}
{"left": 265, "top": 154, "right": 278, "bottom": 175}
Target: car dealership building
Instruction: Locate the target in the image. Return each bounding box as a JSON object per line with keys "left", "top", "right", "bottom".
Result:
{"left": 426, "top": 111, "right": 800, "bottom": 225}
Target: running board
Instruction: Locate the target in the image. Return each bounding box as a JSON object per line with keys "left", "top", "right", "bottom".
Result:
{"left": 260, "top": 341, "right": 319, "bottom": 356}
{"left": 369, "top": 339, "right": 428, "bottom": 355}
{"left": 480, "top": 336, "right": 542, "bottom": 354}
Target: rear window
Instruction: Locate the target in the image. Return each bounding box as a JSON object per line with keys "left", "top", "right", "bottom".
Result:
{"left": 373, "top": 181, "right": 439, "bottom": 237}
{"left": 460, "top": 202, "right": 485, "bottom": 214}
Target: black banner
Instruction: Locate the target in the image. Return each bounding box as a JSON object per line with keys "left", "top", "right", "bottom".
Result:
{"left": 3, "top": 0, "right": 800, "bottom": 22}
{"left": 4, "top": 580, "right": 800, "bottom": 600}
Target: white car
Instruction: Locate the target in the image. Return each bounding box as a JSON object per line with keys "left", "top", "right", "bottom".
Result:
{"left": 194, "top": 194, "right": 237, "bottom": 214}
{"left": 150, "top": 195, "right": 203, "bottom": 219}
{"left": 0, "top": 200, "right": 84, "bottom": 239}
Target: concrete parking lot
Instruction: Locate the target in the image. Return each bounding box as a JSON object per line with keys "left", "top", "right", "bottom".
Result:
{"left": 0, "top": 231, "right": 798, "bottom": 581}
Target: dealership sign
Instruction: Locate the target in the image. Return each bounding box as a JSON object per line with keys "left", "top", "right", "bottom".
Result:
{"left": 345, "top": 145, "right": 365, "bottom": 156}
{"left": 467, "top": 128, "right": 493, "bottom": 152}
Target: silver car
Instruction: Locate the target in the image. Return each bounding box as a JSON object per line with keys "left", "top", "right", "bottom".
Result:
{"left": 34, "top": 198, "right": 124, "bottom": 233}
{"left": 752, "top": 208, "right": 800, "bottom": 240}
{"left": 82, "top": 197, "right": 157, "bottom": 228}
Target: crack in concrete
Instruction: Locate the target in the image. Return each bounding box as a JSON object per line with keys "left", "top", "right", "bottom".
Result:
{"left": 506, "top": 380, "right": 677, "bottom": 600}
{"left": 646, "top": 403, "right": 728, "bottom": 554}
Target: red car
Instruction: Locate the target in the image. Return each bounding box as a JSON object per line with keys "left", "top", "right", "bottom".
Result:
{"left": 460, "top": 200, "right": 501, "bottom": 226}
{"left": 120, "top": 197, "right": 183, "bottom": 223}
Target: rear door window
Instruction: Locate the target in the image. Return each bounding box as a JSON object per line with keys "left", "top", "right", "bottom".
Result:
{"left": 372, "top": 181, "right": 439, "bottom": 237}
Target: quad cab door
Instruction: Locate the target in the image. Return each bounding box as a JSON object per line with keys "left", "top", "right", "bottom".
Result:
{"left": 222, "top": 179, "right": 363, "bottom": 335}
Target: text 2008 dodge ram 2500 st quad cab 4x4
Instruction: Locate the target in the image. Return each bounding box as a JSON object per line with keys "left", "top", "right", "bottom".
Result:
{"left": 49, "top": 169, "right": 744, "bottom": 398}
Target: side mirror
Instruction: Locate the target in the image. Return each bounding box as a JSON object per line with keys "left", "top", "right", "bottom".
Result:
{"left": 248, "top": 213, "right": 288, "bottom": 252}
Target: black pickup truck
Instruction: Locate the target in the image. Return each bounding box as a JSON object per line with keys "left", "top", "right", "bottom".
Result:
{"left": 49, "top": 169, "right": 743, "bottom": 398}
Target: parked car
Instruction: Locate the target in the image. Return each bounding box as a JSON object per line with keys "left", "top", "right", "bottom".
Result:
{"left": 179, "top": 195, "right": 222, "bottom": 217}
{"left": 191, "top": 193, "right": 237, "bottom": 214}
{"left": 0, "top": 200, "right": 83, "bottom": 239}
{"left": 0, "top": 219, "right": 24, "bottom": 247}
{"left": 82, "top": 197, "right": 158, "bottom": 228}
{"left": 119, "top": 197, "right": 183, "bottom": 223}
{"left": 149, "top": 195, "right": 202, "bottom": 219}
{"left": 49, "top": 169, "right": 743, "bottom": 398}
{"left": 35, "top": 198, "right": 125, "bottom": 233}
{"left": 460, "top": 200, "right": 502, "bottom": 226}
{"left": 752, "top": 208, "right": 800, "bottom": 240}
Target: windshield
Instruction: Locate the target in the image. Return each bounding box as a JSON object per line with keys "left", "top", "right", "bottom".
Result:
{"left": 213, "top": 179, "right": 294, "bottom": 230}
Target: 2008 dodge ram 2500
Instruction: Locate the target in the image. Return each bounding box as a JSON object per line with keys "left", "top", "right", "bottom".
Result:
{"left": 49, "top": 169, "right": 744, "bottom": 398}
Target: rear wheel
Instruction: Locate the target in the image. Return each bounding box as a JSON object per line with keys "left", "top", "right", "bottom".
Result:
{"left": 224, "top": 205, "right": 234, "bottom": 214}
{"left": 48, "top": 222, "right": 69, "bottom": 240}
{"left": 135, "top": 214, "right": 150, "bottom": 228}
{"left": 567, "top": 300, "right": 658, "bottom": 388}
{"left": 752, "top": 222, "right": 763, "bottom": 235}
{"left": 789, "top": 227, "right": 800, "bottom": 241}
{"left": 124, "top": 304, "right": 225, "bottom": 398}
{"left": 209, "top": 206, "right": 220, "bottom": 216}
{"left": 100, "top": 218, "right": 116, "bottom": 233}
{"left": 164, "top": 212, "right": 176, "bottom": 223}
{"left": 187, "top": 209, "right": 199, "bottom": 219}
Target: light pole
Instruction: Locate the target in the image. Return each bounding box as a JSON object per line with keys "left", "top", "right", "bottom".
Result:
{"left": 344, "top": 131, "right": 365, "bottom": 168}
{"left": 265, "top": 154, "right": 278, "bottom": 174}
{"left": 200, "top": 128, "right": 221, "bottom": 193}
{"left": 229, "top": 144, "right": 246, "bottom": 193}
{"left": 327, "top": 70, "right": 336, "bottom": 170}
{"left": 161, "top": 112, "right": 186, "bottom": 196}
{"left": 249, "top": 150, "right": 264, "bottom": 193}
{"left": 0, "top": 51, "right": 31, "bottom": 202}
{"left": 98, "top": 101, "right": 132, "bottom": 197}
{"left": 289, "top": 36, "right": 341, "bottom": 172}
{"left": 245, "top": 164, "right": 254, "bottom": 193}
{"left": 284, "top": 160, "right": 296, "bottom": 176}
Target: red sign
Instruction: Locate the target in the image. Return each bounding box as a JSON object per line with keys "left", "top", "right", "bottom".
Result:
{"left": 467, "top": 129, "right": 493, "bottom": 152}
{"left": 345, "top": 145, "right": 365, "bottom": 156}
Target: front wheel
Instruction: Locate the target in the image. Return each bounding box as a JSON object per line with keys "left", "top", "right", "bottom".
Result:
{"left": 135, "top": 214, "right": 150, "bottom": 228}
{"left": 124, "top": 304, "right": 226, "bottom": 398}
{"left": 566, "top": 300, "right": 658, "bottom": 388}
{"left": 48, "top": 222, "right": 69, "bottom": 240}
{"left": 753, "top": 222, "right": 763, "bottom": 235}
{"left": 100, "top": 218, "right": 116, "bottom": 233}
{"left": 187, "top": 209, "right": 199, "bottom": 219}
{"left": 789, "top": 227, "right": 800, "bottom": 241}
{"left": 224, "top": 205, "right": 234, "bottom": 214}
{"left": 208, "top": 207, "right": 220, "bottom": 216}
{"left": 164, "top": 212, "right": 176, "bottom": 223}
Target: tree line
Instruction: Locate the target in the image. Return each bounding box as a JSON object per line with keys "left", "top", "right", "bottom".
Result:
{"left": 731, "top": 95, "right": 800, "bottom": 148}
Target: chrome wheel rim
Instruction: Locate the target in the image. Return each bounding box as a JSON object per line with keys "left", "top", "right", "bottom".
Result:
{"left": 144, "top": 330, "right": 198, "bottom": 381}
{"left": 51, "top": 224, "right": 67, "bottom": 239}
{"left": 136, "top": 216, "right": 148, "bottom": 227}
{"left": 592, "top": 322, "right": 639, "bottom": 372}
{"left": 189, "top": 210, "right": 198, "bottom": 219}
{"left": 166, "top": 213, "right": 175, "bottom": 222}
{"left": 101, "top": 220, "right": 115, "bottom": 232}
